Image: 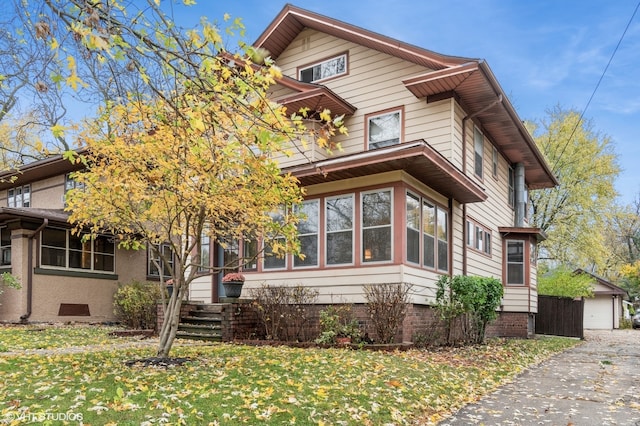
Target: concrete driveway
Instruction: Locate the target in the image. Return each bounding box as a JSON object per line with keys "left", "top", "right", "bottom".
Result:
{"left": 441, "top": 329, "right": 640, "bottom": 425}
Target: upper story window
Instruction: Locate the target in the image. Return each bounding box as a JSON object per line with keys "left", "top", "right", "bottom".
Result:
{"left": 474, "top": 127, "right": 484, "bottom": 179}
{"left": 8, "top": 185, "right": 30, "bottom": 208}
{"left": 362, "top": 189, "right": 392, "bottom": 263}
{"left": 326, "top": 194, "right": 354, "bottom": 265}
{"left": 0, "top": 227, "right": 10, "bottom": 266}
{"left": 294, "top": 199, "right": 320, "bottom": 268}
{"left": 299, "top": 53, "right": 347, "bottom": 83}
{"left": 492, "top": 146, "right": 499, "bottom": 178}
{"left": 367, "top": 109, "right": 402, "bottom": 149}
{"left": 41, "top": 227, "right": 115, "bottom": 273}
{"left": 508, "top": 166, "right": 515, "bottom": 207}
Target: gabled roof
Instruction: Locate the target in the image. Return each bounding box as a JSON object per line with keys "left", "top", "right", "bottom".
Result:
{"left": 255, "top": 4, "right": 557, "bottom": 190}
{"left": 574, "top": 269, "right": 629, "bottom": 297}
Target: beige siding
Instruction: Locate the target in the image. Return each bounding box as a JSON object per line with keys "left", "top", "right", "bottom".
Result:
{"left": 189, "top": 277, "right": 212, "bottom": 303}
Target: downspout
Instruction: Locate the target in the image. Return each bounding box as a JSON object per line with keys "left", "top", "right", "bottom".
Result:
{"left": 20, "top": 218, "right": 48, "bottom": 323}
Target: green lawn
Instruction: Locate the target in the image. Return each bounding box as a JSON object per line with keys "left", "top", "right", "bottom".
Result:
{"left": 0, "top": 326, "right": 579, "bottom": 425}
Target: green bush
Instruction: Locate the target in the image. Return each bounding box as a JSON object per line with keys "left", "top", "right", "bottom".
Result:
{"left": 316, "top": 305, "right": 361, "bottom": 345}
{"left": 435, "top": 275, "right": 503, "bottom": 345}
{"left": 113, "top": 280, "right": 162, "bottom": 329}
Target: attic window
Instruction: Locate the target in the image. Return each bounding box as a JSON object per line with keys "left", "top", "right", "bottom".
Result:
{"left": 299, "top": 54, "right": 347, "bottom": 83}
{"left": 367, "top": 109, "right": 402, "bottom": 149}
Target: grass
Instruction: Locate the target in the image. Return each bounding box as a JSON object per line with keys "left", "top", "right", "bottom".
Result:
{"left": 0, "top": 326, "right": 580, "bottom": 425}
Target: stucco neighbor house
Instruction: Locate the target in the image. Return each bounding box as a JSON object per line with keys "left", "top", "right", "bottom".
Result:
{"left": 0, "top": 154, "right": 148, "bottom": 323}
{"left": 188, "top": 4, "right": 558, "bottom": 339}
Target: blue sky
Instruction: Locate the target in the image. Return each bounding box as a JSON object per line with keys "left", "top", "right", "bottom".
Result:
{"left": 171, "top": 1, "right": 640, "bottom": 205}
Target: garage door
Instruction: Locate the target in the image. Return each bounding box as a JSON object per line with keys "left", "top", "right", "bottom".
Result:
{"left": 583, "top": 297, "right": 612, "bottom": 329}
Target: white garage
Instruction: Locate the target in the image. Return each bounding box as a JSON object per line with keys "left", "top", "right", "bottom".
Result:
{"left": 579, "top": 269, "right": 628, "bottom": 330}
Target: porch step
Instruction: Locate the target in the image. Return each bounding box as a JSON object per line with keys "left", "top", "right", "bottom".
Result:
{"left": 177, "top": 303, "right": 226, "bottom": 342}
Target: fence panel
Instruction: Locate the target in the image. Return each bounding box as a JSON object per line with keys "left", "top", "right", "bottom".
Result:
{"left": 536, "top": 295, "right": 584, "bottom": 339}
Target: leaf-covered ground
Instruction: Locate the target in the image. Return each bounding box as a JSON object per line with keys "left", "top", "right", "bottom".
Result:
{"left": 0, "top": 326, "right": 579, "bottom": 425}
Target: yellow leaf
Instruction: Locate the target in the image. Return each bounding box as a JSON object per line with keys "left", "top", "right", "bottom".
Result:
{"left": 51, "top": 124, "right": 65, "bottom": 138}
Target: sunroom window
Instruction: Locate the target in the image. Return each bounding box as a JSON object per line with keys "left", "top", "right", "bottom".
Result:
{"left": 326, "top": 195, "right": 354, "bottom": 265}
{"left": 0, "top": 227, "right": 10, "bottom": 266}
{"left": 41, "top": 227, "right": 115, "bottom": 273}
{"left": 294, "top": 200, "right": 319, "bottom": 267}
{"left": 362, "top": 190, "right": 392, "bottom": 262}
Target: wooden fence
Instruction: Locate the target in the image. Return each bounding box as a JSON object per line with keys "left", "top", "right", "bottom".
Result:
{"left": 536, "top": 295, "right": 584, "bottom": 339}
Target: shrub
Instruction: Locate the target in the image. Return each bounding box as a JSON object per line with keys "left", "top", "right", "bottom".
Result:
{"left": 250, "top": 283, "right": 318, "bottom": 341}
{"left": 364, "top": 283, "right": 411, "bottom": 344}
{"left": 113, "top": 280, "right": 162, "bottom": 329}
{"left": 435, "top": 275, "right": 503, "bottom": 345}
{"left": 316, "top": 305, "right": 361, "bottom": 345}
{"left": 0, "top": 272, "right": 21, "bottom": 306}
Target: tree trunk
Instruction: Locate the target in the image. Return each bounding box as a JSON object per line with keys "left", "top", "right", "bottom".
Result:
{"left": 156, "top": 284, "right": 183, "bottom": 358}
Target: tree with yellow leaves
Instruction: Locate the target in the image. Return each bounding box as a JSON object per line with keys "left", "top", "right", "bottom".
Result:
{"left": 29, "top": 1, "right": 346, "bottom": 357}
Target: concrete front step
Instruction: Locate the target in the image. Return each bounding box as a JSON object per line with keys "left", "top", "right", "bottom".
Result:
{"left": 187, "top": 310, "right": 223, "bottom": 320}
{"left": 176, "top": 331, "right": 222, "bottom": 342}
{"left": 192, "top": 304, "right": 224, "bottom": 313}
{"left": 178, "top": 323, "right": 221, "bottom": 333}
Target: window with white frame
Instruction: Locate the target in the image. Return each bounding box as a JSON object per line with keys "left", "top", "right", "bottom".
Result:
{"left": 474, "top": 127, "right": 484, "bottom": 178}
{"left": 0, "top": 227, "right": 10, "bottom": 266}
{"left": 222, "top": 238, "right": 239, "bottom": 273}
{"left": 294, "top": 200, "right": 319, "bottom": 267}
{"left": 506, "top": 240, "right": 525, "bottom": 285}
{"left": 492, "top": 146, "right": 498, "bottom": 178}
{"left": 362, "top": 190, "right": 392, "bottom": 262}
{"left": 405, "top": 192, "right": 449, "bottom": 272}
{"left": 41, "top": 227, "right": 115, "bottom": 273}
{"left": 242, "top": 237, "right": 258, "bottom": 271}
{"left": 367, "top": 110, "right": 401, "bottom": 149}
{"left": 264, "top": 207, "right": 287, "bottom": 270}
{"left": 148, "top": 243, "right": 173, "bottom": 278}
{"left": 7, "top": 185, "right": 30, "bottom": 208}
{"left": 326, "top": 195, "right": 354, "bottom": 265}
{"left": 299, "top": 53, "right": 347, "bottom": 83}
{"left": 466, "top": 219, "right": 492, "bottom": 256}
{"left": 198, "top": 229, "right": 211, "bottom": 273}
{"left": 508, "top": 167, "right": 515, "bottom": 207}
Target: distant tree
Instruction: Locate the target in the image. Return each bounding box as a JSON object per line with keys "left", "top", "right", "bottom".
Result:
{"left": 527, "top": 106, "right": 620, "bottom": 272}
{"left": 537, "top": 266, "right": 594, "bottom": 298}
{"left": 619, "top": 262, "right": 640, "bottom": 303}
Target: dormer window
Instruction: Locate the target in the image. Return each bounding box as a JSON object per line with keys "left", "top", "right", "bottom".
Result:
{"left": 299, "top": 53, "right": 347, "bottom": 83}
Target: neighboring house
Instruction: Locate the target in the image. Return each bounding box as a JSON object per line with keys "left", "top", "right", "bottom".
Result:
{"left": 576, "top": 269, "right": 628, "bottom": 330}
{"left": 0, "top": 154, "right": 148, "bottom": 323}
{"left": 189, "top": 5, "right": 557, "bottom": 339}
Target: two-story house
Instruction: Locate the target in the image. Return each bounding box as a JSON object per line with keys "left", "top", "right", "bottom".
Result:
{"left": 0, "top": 154, "right": 148, "bottom": 322}
{"left": 189, "top": 5, "right": 557, "bottom": 339}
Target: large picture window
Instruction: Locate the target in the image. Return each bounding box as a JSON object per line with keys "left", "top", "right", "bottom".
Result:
{"left": 41, "top": 227, "right": 115, "bottom": 273}
{"left": 264, "top": 207, "right": 287, "bottom": 270}
{"left": 8, "top": 185, "right": 30, "bottom": 208}
{"left": 367, "top": 110, "right": 401, "bottom": 149}
{"left": 326, "top": 195, "right": 354, "bottom": 265}
{"left": 362, "top": 190, "right": 392, "bottom": 262}
{"left": 299, "top": 54, "right": 347, "bottom": 83}
{"left": 294, "top": 200, "right": 319, "bottom": 267}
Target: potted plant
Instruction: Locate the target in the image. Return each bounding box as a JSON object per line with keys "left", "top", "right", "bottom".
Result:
{"left": 165, "top": 278, "right": 174, "bottom": 297}
{"left": 222, "top": 272, "right": 245, "bottom": 298}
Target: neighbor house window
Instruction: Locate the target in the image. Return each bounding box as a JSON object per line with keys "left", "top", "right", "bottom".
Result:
{"left": 264, "top": 207, "right": 287, "bottom": 270}
{"left": 41, "top": 227, "right": 115, "bottom": 273}
{"left": 294, "top": 199, "right": 319, "bottom": 267}
{"left": 466, "top": 219, "right": 492, "bottom": 256}
{"left": 326, "top": 194, "right": 354, "bottom": 265}
{"left": 0, "top": 227, "right": 10, "bottom": 266}
{"left": 474, "top": 127, "right": 484, "bottom": 178}
{"left": 367, "top": 109, "right": 401, "bottom": 149}
{"left": 299, "top": 53, "right": 347, "bottom": 83}
{"left": 362, "top": 189, "right": 392, "bottom": 262}
{"left": 148, "top": 243, "right": 173, "bottom": 277}
{"left": 7, "top": 185, "right": 30, "bottom": 208}
{"left": 506, "top": 240, "right": 525, "bottom": 285}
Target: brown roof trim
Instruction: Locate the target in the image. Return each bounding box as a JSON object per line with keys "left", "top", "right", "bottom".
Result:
{"left": 499, "top": 226, "right": 547, "bottom": 242}
{"left": 283, "top": 140, "right": 487, "bottom": 204}
{"left": 274, "top": 85, "right": 357, "bottom": 117}
{"left": 0, "top": 150, "right": 85, "bottom": 190}
{"left": 574, "top": 269, "right": 629, "bottom": 297}
{"left": 255, "top": 4, "right": 472, "bottom": 70}
{"left": 0, "top": 207, "right": 70, "bottom": 225}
